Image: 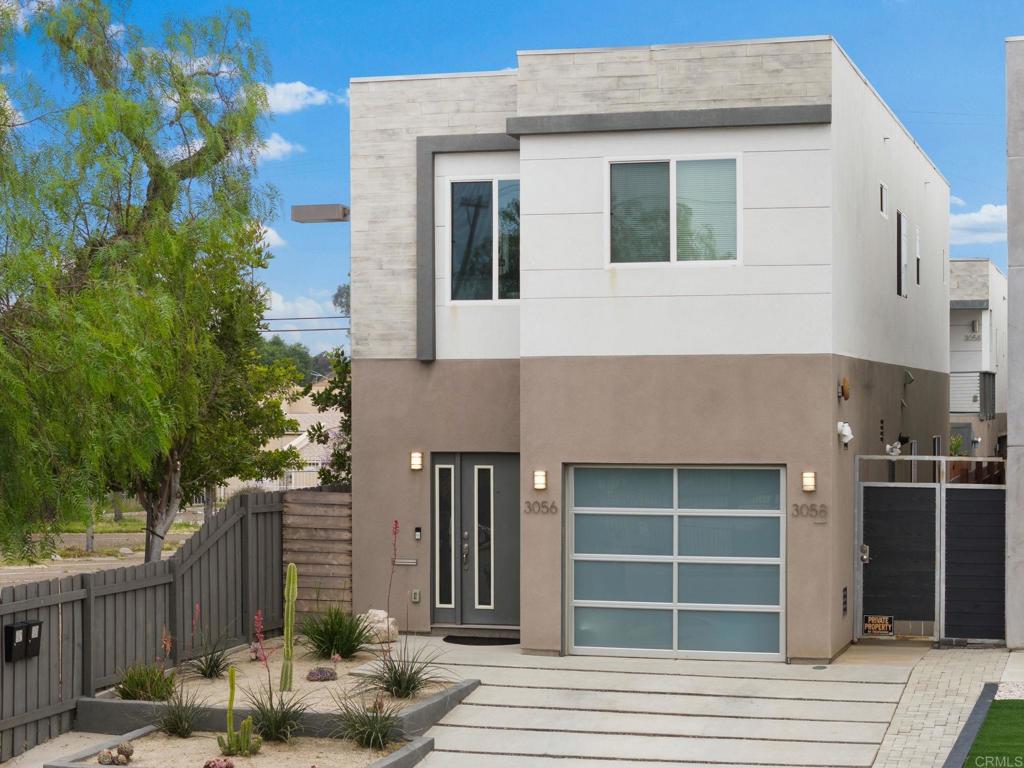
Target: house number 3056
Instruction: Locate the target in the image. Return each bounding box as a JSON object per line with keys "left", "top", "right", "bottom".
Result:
{"left": 792, "top": 503, "right": 828, "bottom": 523}
{"left": 524, "top": 501, "right": 559, "bottom": 514}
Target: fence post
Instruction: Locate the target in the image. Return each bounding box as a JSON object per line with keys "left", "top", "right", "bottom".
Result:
{"left": 239, "top": 494, "right": 255, "bottom": 641}
{"left": 80, "top": 573, "right": 95, "bottom": 698}
{"left": 167, "top": 560, "right": 179, "bottom": 664}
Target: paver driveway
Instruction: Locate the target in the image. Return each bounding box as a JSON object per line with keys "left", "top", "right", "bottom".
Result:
{"left": 412, "top": 638, "right": 914, "bottom": 767}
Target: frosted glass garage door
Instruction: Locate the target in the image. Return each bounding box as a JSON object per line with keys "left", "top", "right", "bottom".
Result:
{"left": 570, "top": 467, "right": 785, "bottom": 660}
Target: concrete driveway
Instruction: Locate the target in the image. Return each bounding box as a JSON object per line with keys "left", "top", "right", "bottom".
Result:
{"left": 415, "top": 638, "right": 914, "bottom": 767}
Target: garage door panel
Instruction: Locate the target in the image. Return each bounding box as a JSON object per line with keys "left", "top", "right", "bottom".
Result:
{"left": 678, "top": 468, "right": 781, "bottom": 509}
{"left": 678, "top": 515, "right": 780, "bottom": 557}
{"left": 574, "top": 514, "right": 673, "bottom": 556}
{"left": 574, "top": 467, "right": 674, "bottom": 508}
{"left": 574, "top": 561, "right": 673, "bottom": 603}
{"left": 678, "top": 610, "right": 780, "bottom": 654}
{"left": 678, "top": 563, "right": 780, "bottom": 605}
{"left": 574, "top": 607, "right": 674, "bottom": 650}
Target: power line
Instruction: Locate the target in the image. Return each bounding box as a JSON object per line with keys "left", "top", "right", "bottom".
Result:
{"left": 259, "top": 327, "right": 349, "bottom": 333}
{"left": 264, "top": 315, "right": 347, "bottom": 320}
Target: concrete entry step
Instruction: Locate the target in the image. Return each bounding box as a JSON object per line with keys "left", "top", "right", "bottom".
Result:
{"left": 442, "top": 702, "right": 889, "bottom": 743}
{"left": 467, "top": 684, "right": 897, "bottom": 723}
{"left": 429, "top": 725, "right": 879, "bottom": 767}
{"left": 447, "top": 664, "right": 905, "bottom": 702}
{"left": 420, "top": 754, "right": 834, "bottom": 768}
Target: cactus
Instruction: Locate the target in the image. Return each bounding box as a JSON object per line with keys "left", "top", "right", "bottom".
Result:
{"left": 116, "top": 742, "right": 134, "bottom": 759}
{"left": 97, "top": 750, "right": 115, "bottom": 765}
{"left": 217, "top": 666, "right": 262, "bottom": 757}
{"left": 280, "top": 562, "right": 298, "bottom": 691}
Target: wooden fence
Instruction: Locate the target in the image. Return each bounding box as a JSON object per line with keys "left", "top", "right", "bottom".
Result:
{"left": 282, "top": 488, "right": 352, "bottom": 620}
{"left": 0, "top": 490, "right": 286, "bottom": 762}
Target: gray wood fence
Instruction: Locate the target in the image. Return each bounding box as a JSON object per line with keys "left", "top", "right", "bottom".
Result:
{"left": 0, "top": 491, "right": 286, "bottom": 762}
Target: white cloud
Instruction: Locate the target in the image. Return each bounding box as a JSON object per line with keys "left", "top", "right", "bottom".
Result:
{"left": 950, "top": 195, "right": 966, "bottom": 207}
{"left": 259, "top": 132, "right": 304, "bottom": 162}
{"left": 260, "top": 225, "right": 286, "bottom": 249}
{"left": 950, "top": 203, "right": 1007, "bottom": 245}
{"left": 0, "top": 63, "right": 14, "bottom": 76}
{"left": 264, "top": 291, "right": 346, "bottom": 354}
{"left": 264, "top": 81, "right": 342, "bottom": 114}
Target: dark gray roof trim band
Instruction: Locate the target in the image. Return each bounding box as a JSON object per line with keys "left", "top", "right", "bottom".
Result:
{"left": 951, "top": 299, "right": 989, "bottom": 309}
{"left": 416, "top": 133, "right": 520, "bottom": 362}
{"left": 506, "top": 104, "right": 832, "bottom": 137}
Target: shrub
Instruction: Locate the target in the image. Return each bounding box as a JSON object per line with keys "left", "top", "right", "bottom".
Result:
{"left": 115, "top": 663, "right": 175, "bottom": 701}
{"left": 301, "top": 605, "right": 371, "bottom": 659}
{"left": 360, "top": 641, "right": 446, "bottom": 699}
{"left": 332, "top": 694, "right": 400, "bottom": 750}
{"left": 245, "top": 684, "right": 308, "bottom": 742}
{"left": 186, "top": 636, "right": 231, "bottom": 679}
{"left": 156, "top": 683, "right": 207, "bottom": 737}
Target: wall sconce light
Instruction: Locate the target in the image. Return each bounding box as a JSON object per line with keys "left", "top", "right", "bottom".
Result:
{"left": 410, "top": 451, "right": 423, "bottom": 471}
{"left": 533, "top": 470, "right": 547, "bottom": 491}
{"left": 801, "top": 471, "right": 816, "bottom": 493}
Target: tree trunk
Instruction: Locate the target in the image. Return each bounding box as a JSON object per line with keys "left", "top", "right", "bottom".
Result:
{"left": 111, "top": 493, "right": 123, "bottom": 522}
{"left": 204, "top": 483, "right": 215, "bottom": 517}
{"left": 141, "top": 454, "right": 182, "bottom": 563}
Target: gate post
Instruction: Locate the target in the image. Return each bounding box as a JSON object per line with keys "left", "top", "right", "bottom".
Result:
{"left": 80, "top": 573, "right": 95, "bottom": 697}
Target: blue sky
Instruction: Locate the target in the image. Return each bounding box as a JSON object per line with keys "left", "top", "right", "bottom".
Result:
{"left": 9, "top": 0, "right": 1020, "bottom": 351}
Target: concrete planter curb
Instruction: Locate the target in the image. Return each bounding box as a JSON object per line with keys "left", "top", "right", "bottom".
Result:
{"left": 43, "top": 725, "right": 157, "bottom": 768}
{"left": 63, "top": 679, "right": 477, "bottom": 766}
{"left": 942, "top": 681, "right": 998, "bottom": 768}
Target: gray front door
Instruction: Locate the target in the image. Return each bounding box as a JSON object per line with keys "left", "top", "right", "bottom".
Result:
{"left": 431, "top": 453, "right": 520, "bottom": 627}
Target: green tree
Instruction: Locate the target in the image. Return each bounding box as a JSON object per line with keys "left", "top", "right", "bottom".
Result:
{"left": 307, "top": 349, "right": 350, "bottom": 486}
{"left": 257, "top": 334, "right": 313, "bottom": 383}
{"left": 0, "top": 0, "right": 301, "bottom": 560}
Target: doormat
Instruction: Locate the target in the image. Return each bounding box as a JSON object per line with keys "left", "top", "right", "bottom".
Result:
{"left": 442, "top": 635, "right": 519, "bottom": 646}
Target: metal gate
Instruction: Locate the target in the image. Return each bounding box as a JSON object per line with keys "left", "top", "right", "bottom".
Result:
{"left": 855, "top": 456, "right": 1005, "bottom": 643}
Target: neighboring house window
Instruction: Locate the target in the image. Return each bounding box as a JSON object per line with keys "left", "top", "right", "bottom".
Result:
{"left": 980, "top": 371, "right": 996, "bottom": 421}
{"left": 880, "top": 183, "right": 888, "bottom": 218}
{"left": 896, "top": 210, "right": 908, "bottom": 298}
{"left": 609, "top": 157, "right": 738, "bottom": 264}
{"left": 915, "top": 225, "right": 921, "bottom": 286}
{"left": 450, "top": 178, "right": 520, "bottom": 301}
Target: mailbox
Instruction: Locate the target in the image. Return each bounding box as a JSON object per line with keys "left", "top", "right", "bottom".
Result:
{"left": 25, "top": 620, "right": 42, "bottom": 658}
{"left": 4, "top": 622, "right": 27, "bottom": 663}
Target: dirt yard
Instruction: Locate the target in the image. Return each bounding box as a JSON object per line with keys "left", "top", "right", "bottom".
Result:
{"left": 88, "top": 731, "right": 398, "bottom": 768}
{"left": 179, "top": 636, "right": 450, "bottom": 712}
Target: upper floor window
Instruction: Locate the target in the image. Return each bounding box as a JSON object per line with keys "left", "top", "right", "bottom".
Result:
{"left": 879, "top": 183, "right": 889, "bottom": 218}
{"left": 609, "top": 157, "right": 738, "bottom": 264}
{"left": 896, "top": 210, "right": 908, "bottom": 298}
{"left": 450, "top": 178, "right": 519, "bottom": 301}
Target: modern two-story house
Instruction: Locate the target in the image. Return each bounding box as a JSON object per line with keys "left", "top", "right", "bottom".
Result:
{"left": 349, "top": 35, "right": 949, "bottom": 662}
{"left": 949, "top": 259, "right": 1008, "bottom": 456}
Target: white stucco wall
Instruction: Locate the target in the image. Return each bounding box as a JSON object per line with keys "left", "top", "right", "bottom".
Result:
{"left": 517, "top": 124, "right": 834, "bottom": 357}
{"left": 829, "top": 45, "right": 950, "bottom": 374}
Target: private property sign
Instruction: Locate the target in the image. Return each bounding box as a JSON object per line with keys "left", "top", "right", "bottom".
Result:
{"left": 863, "top": 614, "right": 894, "bottom": 637}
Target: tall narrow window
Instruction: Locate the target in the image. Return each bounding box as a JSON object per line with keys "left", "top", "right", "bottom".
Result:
{"left": 475, "top": 466, "right": 494, "bottom": 609}
{"left": 880, "top": 183, "right": 889, "bottom": 218}
{"left": 915, "top": 225, "right": 921, "bottom": 286}
{"left": 451, "top": 181, "right": 493, "bottom": 300}
{"left": 435, "top": 466, "right": 455, "bottom": 608}
{"left": 676, "top": 159, "right": 737, "bottom": 261}
{"left": 498, "top": 180, "right": 520, "bottom": 299}
{"left": 896, "top": 211, "right": 908, "bottom": 298}
{"left": 610, "top": 162, "right": 670, "bottom": 263}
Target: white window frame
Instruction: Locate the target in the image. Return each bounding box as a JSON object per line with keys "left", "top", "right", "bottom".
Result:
{"left": 880, "top": 182, "right": 889, "bottom": 219}
{"left": 565, "top": 465, "right": 786, "bottom": 662}
{"left": 434, "top": 464, "right": 456, "bottom": 609}
{"left": 473, "top": 465, "right": 496, "bottom": 610}
{"left": 445, "top": 175, "right": 521, "bottom": 305}
{"left": 897, "top": 210, "right": 909, "bottom": 299}
{"left": 603, "top": 153, "right": 743, "bottom": 269}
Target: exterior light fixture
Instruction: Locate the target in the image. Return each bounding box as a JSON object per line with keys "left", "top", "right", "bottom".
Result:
{"left": 533, "top": 470, "right": 547, "bottom": 491}
{"left": 801, "top": 472, "right": 816, "bottom": 493}
{"left": 410, "top": 451, "right": 424, "bottom": 471}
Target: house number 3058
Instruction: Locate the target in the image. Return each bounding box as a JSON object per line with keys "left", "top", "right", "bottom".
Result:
{"left": 524, "top": 501, "right": 559, "bottom": 514}
{"left": 792, "top": 503, "right": 828, "bottom": 523}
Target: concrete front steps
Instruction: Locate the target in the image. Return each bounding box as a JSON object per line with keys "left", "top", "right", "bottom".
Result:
{"left": 413, "top": 638, "right": 913, "bottom": 767}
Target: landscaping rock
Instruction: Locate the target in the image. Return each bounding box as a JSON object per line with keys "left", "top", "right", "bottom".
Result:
{"left": 360, "top": 608, "right": 398, "bottom": 643}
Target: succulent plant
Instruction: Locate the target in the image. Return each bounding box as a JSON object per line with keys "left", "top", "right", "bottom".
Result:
{"left": 280, "top": 563, "right": 298, "bottom": 691}
{"left": 203, "top": 759, "right": 235, "bottom": 768}
{"left": 115, "top": 756, "right": 128, "bottom": 766}
{"left": 218, "top": 667, "right": 262, "bottom": 756}
{"left": 116, "top": 742, "right": 134, "bottom": 759}
{"left": 306, "top": 666, "right": 337, "bottom": 682}
{"left": 97, "top": 750, "right": 115, "bottom": 765}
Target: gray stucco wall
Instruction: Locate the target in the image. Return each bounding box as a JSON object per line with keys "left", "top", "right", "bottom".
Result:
{"left": 1007, "top": 37, "right": 1024, "bottom": 648}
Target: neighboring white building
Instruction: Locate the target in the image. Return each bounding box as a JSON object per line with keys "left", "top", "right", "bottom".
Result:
{"left": 350, "top": 35, "right": 950, "bottom": 662}
{"left": 949, "top": 259, "right": 1008, "bottom": 455}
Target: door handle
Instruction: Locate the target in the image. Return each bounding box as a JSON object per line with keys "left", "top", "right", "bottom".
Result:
{"left": 462, "top": 541, "right": 470, "bottom": 570}
{"left": 860, "top": 544, "right": 870, "bottom": 564}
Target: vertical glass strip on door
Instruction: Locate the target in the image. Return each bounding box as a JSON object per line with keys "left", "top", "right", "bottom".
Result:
{"left": 435, "top": 465, "right": 455, "bottom": 609}
{"left": 475, "top": 466, "right": 494, "bottom": 609}
{"left": 571, "top": 466, "right": 784, "bottom": 658}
